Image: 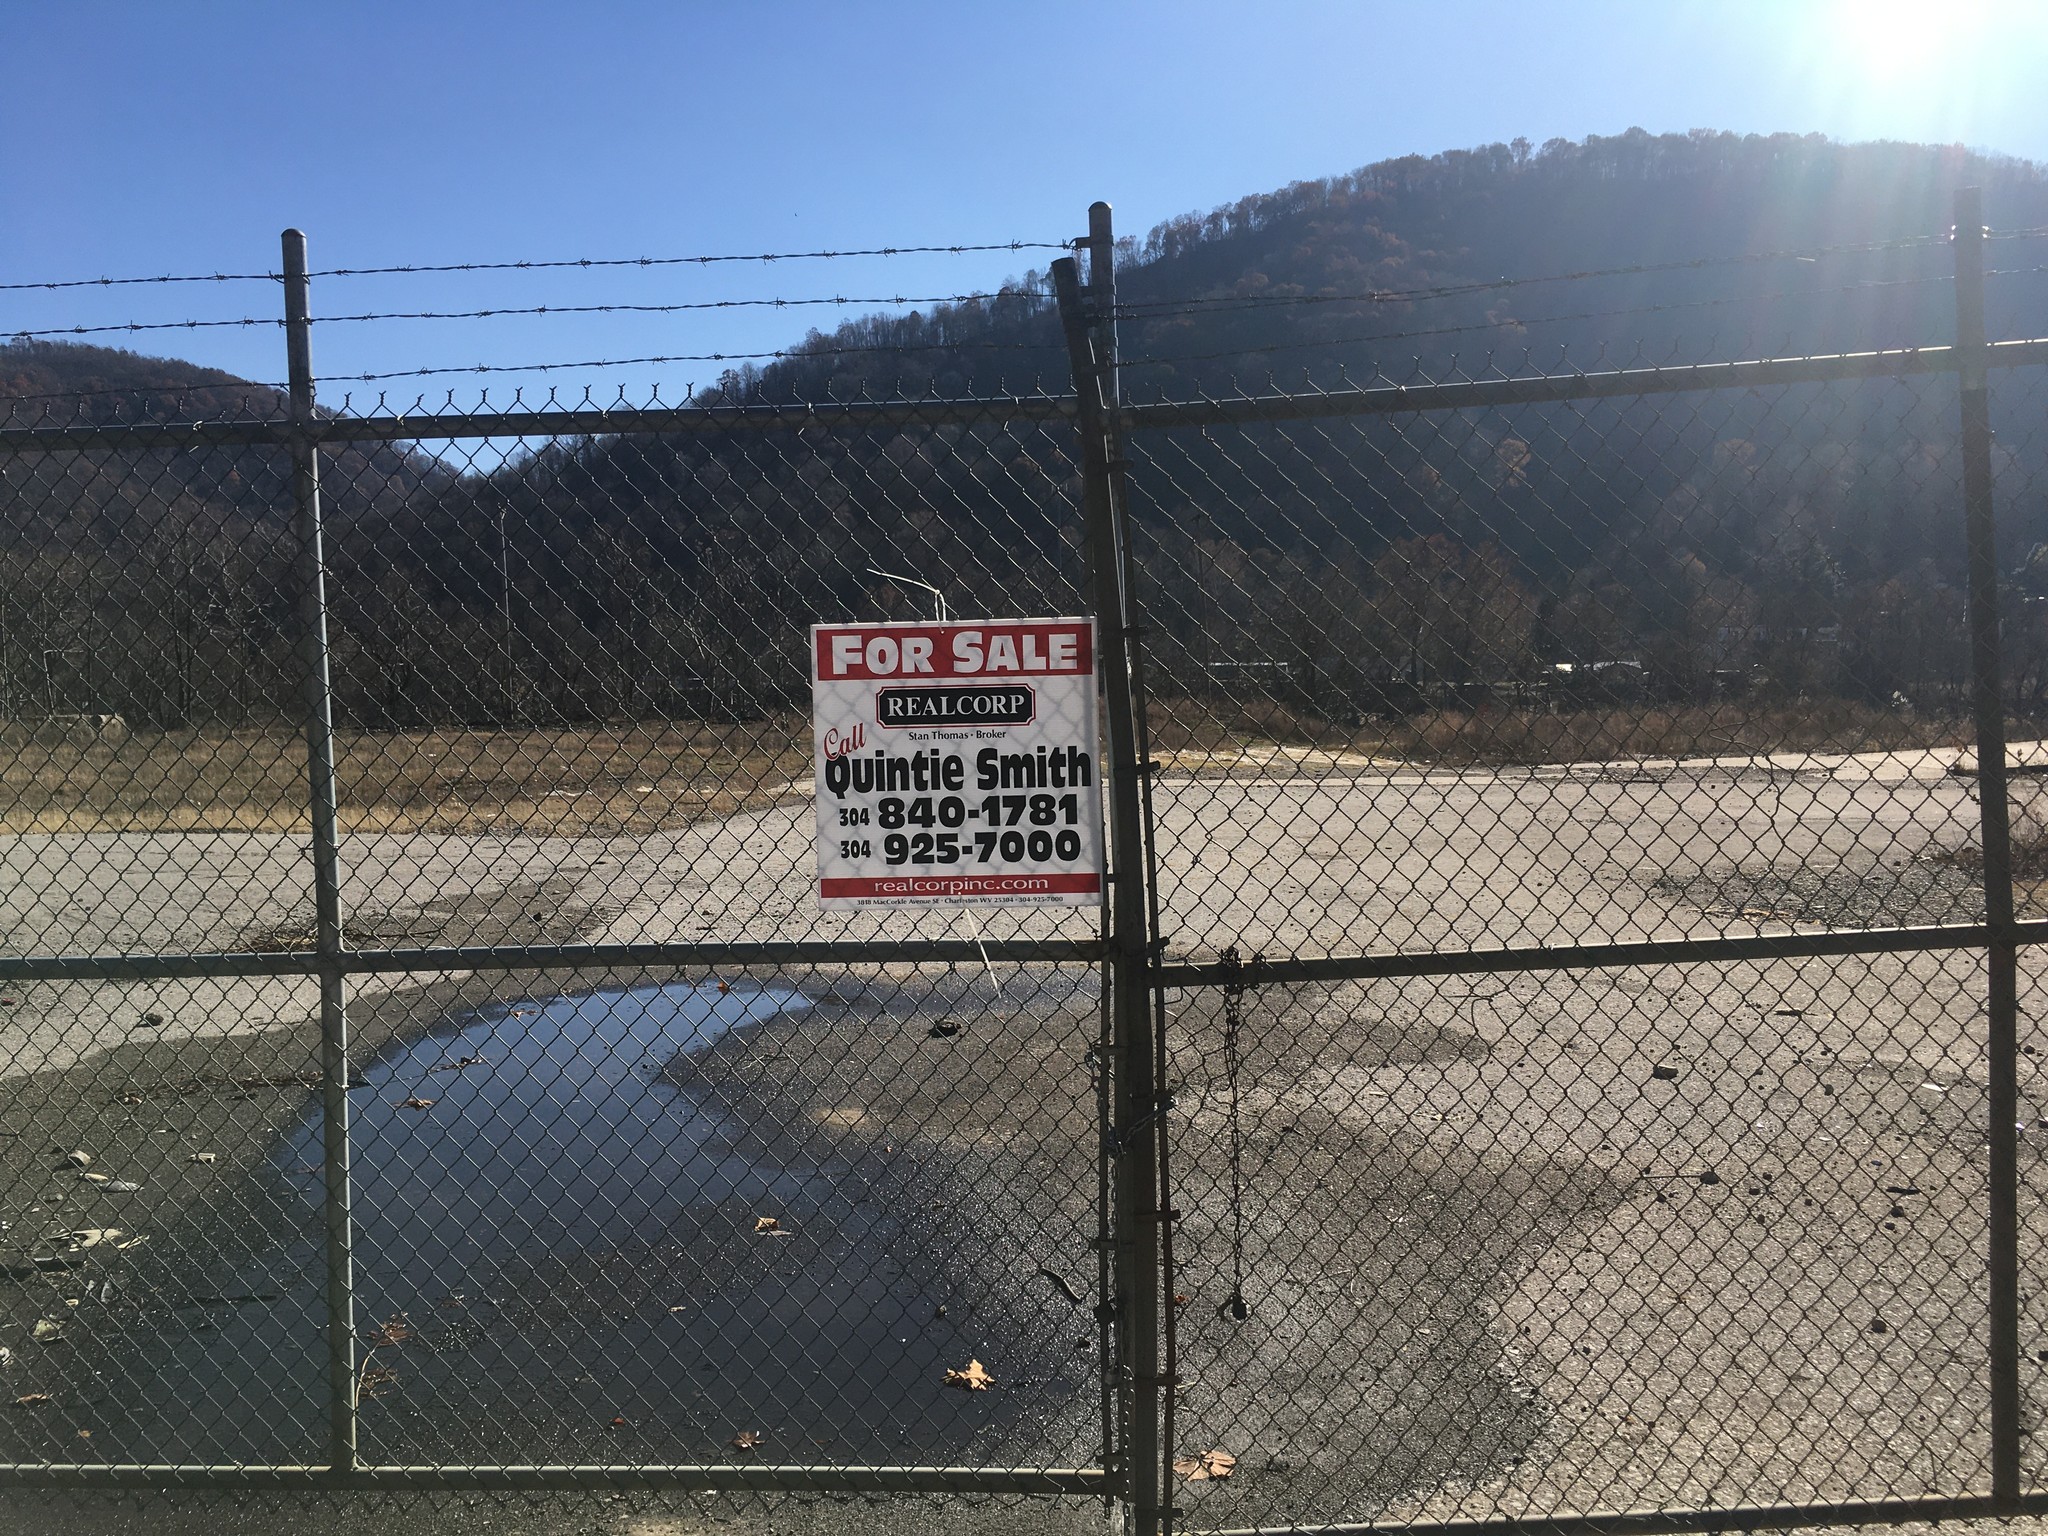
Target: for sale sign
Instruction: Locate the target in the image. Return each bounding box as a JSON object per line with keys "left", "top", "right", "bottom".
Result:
{"left": 811, "top": 618, "right": 1104, "bottom": 908}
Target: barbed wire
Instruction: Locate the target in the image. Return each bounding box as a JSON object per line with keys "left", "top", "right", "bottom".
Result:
{"left": 6, "top": 224, "right": 2025, "bottom": 301}
{"left": 1111, "top": 234, "right": 1959, "bottom": 320}
{"left": 0, "top": 332, "right": 1067, "bottom": 399}
{"left": 311, "top": 336, "right": 1064, "bottom": 385}
{"left": 0, "top": 240, "right": 1070, "bottom": 295}
{"left": 0, "top": 272, "right": 276, "bottom": 294}
{"left": 0, "top": 381, "right": 286, "bottom": 403}
{"left": 17, "top": 261, "right": 2011, "bottom": 348}
{"left": 6, "top": 290, "right": 1055, "bottom": 344}
{"left": 1117, "top": 272, "right": 1962, "bottom": 370}
{"left": 305, "top": 242, "right": 1071, "bottom": 278}
{"left": 9, "top": 317, "right": 280, "bottom": 340}
{"left": 2, "top": 263, "right": 2021, "bottom": 399}
{"left": 306, "top": 291, "right": 1049, "bottom": 324}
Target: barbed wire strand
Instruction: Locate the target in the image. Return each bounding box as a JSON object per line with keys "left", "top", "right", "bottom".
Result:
{"left": 304, "top": 242, "right": 1072, "bottom": 278}
{"left": 0, "top": 241, "right": 1072, "bottom": 294}
{"left": 1112, "top": 235, "right": 1967, "bottom": 319}
{"left": 0, "top": 271, "right": 276, "bottom": 294}
{"left": 315, "top": 338, "right": 1065, "bottom": 385}
{"left": 6, "top": 290, "right": 1056, "bottom": 343}
{"left": 18, "top": 261, "right": 2031, "bottom": 347}
{"left": 0, "top": 334, "right": 1069, "bottom": 400}
{"left": 7, "top": 226, "right": 1983, "bottom": 302}
{"left": 0, "top": 382, "right": 287, "bottom": 403}
{"left": 1119, "top": 272, "right": 1965, "bottom": 370}
{"left": 5, "top": 269, "right": 2030, "bottom": 399}
{"left": 1121, "top": 263, "right": 2047, "bottom": 326}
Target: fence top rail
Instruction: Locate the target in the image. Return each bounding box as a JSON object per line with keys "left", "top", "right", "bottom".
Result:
{"left": 4, "top": 335, "right": 2047, "bottom": 452}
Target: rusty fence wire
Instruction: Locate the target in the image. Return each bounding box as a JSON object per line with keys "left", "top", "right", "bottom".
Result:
{"left": 0, "top": 192, "right": 2043, "bottom": 1536}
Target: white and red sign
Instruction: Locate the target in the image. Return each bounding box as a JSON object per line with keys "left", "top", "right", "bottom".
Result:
{"left": 811, "top": 618, "right": 1104, "bottom": 908}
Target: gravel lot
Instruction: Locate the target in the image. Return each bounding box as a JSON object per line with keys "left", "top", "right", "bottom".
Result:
{"left": 1, "top": 743, "right": 2044, "bottom": 1536}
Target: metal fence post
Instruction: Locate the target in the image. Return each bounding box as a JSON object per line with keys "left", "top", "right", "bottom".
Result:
{"left": 282, "top": 229, "right": 359, "bottom": 1474}
{"left": 1055, "top": 248, "right": 1165, "bottom": 1536}
{"left": 1090, "top": 199, "right": 1183, "bottom": 1535}
{"left": 1954, "top": 186, "right": 2022, "bottom": 1506}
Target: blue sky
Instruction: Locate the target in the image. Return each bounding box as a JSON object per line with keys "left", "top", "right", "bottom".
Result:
{"left": 5, "top": 0, "right": 2045, "bottom": 405}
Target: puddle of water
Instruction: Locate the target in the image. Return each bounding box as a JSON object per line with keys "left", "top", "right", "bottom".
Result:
{"left": 62, "top": 980, "right": 1091, "bottom": 1467}
{"left": 282, "top": 980, "right": 813, "bottom": 1294}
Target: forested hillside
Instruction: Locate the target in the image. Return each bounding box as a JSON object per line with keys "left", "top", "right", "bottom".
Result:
{"left": 5, "top": 130, "right": 2047, "bottom": 743}
{"left": 712, "top": 128, "right": 2048, "bottom": 401}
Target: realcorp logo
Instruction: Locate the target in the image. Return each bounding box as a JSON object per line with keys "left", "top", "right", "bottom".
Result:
{"left": 876, "top": 685, "right": 1035, "bottom": 727}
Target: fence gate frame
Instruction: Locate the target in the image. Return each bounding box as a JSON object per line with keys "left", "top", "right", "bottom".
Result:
{"left": 0, "top": 230, "right": 1118, "bottom": 1501}
{"left": 0, "top": 189, "right": 2045, "bottom": 1534}
{"left": 1063, "top": 187, "right": 2048, "bottom": 1536}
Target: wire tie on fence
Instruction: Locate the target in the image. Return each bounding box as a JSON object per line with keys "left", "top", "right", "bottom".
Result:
{"left": 1107, "top": 1090, "right": 1177, "bottom": 1156}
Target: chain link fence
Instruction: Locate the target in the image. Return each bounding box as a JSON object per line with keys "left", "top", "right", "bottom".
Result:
{"left": 0, "top": 368, "right": 1114, "bottom": 1496}
{"left": 0, "top": 195, "right": 2044, "bottom": 1536}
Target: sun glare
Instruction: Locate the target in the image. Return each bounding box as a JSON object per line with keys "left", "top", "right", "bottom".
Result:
{"left": 1830, "top": 0, "right": 1956, "bottom": 78}
{"left": 1798, "top": 0, "right": 2037, "bottom": 139}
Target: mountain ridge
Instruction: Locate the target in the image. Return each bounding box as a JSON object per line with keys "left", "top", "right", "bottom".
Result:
{"left": 3, "top": 130, "right": 2045, "bottom": 734}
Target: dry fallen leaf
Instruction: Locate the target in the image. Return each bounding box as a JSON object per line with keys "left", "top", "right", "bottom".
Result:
{"left": 357, "top": 1365, "right": 399, "bottom": 1400}
{"left": 609, "top": 1415, "right": 629, "bottom": 1429}
{"left": 13, "top": 1394, "right": 51, "bottom": 1407}
{"left": 1173, "top": 1450, "right": 1237, "bottom": 1482}
{"left": 729, "top": 1429, "right": 764, "bottom": 1450}
{"left": 943, "top": 1359, "right": 994, "bottom": 1391}
{"left": 75, "top": 1429, "right": 91, "bottom": 1440}
{"left": 1172, "top": 1293, "right": 1192, "bottom": 1307}
{"left": 753, "top": 1216, "right": 782, "bottom": 1234}
{"left": 399, "top": 1097, "right": 437, "bottom": 1110}
{"left": 364, "top": 1315, "right": 413, "bottom": 1347}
